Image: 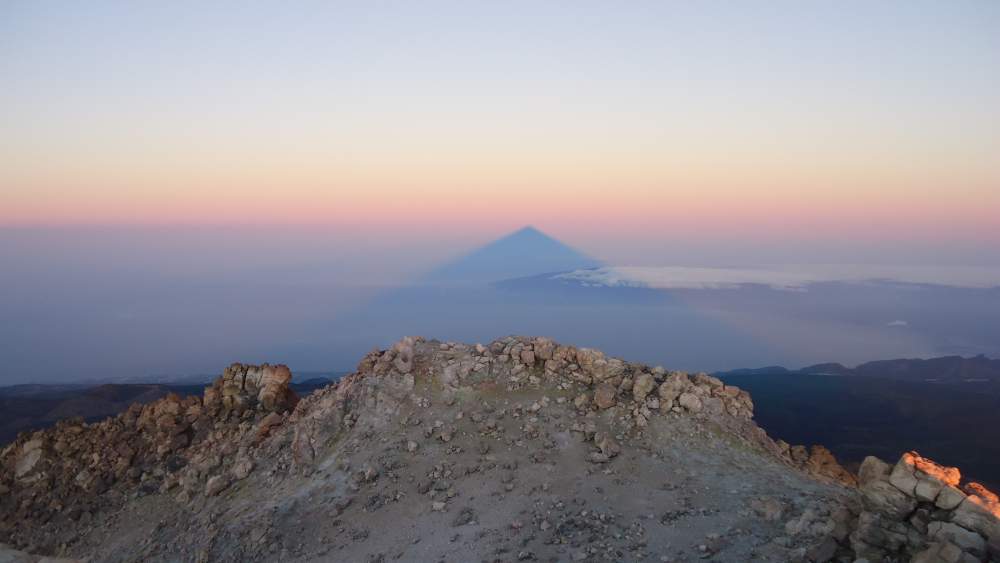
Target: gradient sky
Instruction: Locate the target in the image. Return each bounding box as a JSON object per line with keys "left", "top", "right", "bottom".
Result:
{"left": 2, "top": 1, "right": 999, "bottom": 253}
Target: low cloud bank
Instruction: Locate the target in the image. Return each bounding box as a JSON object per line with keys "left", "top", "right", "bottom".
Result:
{"left": 553, "top": 265, "right": 1000, "bottom": 291}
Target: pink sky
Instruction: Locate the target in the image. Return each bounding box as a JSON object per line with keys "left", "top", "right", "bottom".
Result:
{"left": 2, "top": 1, "right": 998, "bottom": 254}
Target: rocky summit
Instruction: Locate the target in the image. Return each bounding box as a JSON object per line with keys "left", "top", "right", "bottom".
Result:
{"left": 1, "top": 337, "right": 997, "bottom": 562}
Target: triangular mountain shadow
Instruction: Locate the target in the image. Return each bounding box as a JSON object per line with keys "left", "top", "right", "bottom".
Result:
{"left": 293, "top": 225, "right": 780, "bottom": 376}
{"left": 423, "top": 226, "right": 601, "bottom": 285}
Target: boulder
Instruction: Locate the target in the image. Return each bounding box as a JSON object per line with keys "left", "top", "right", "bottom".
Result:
{"left": 593, "top": 384, "right": 617, "bottom": 410}
{"left": 520, "top": 349, "right": 536, "bottom": 366}
{"left": 391, "top": 338, "right": 415, "bottom": 374}
{"left": 692, "top": 373, "right": 723, "bottom": 389}
{"left": 950, "top": 491, "right": 1000, "bottom": 540}
{"left": 850, "top": 510, "right": 910, "bottom": 554}
{"left": 677, "top": 392, "right": 702, "bottom": 413}
{"left": 889, "top": 451, "right": 961, "bottom": 502}
{"left": 14, "top": 439, "right": 44, "bottom": 479}
{"left": 927, "top": 521, "right": 985, "bottom": 558}
{"left": 858, "top": 456, "right": 892, "bottom": 487}
{"left": 219, "top": 363, "right": 298, "bottom": 413}
{"left": 937, "top": 485, "right": 967, "bottom": 510}
{"left": 604, "top": 358, "right": 627, "bottom": 381}
{"left": 861, "top": 479, "right": 917, "bottom": 520}
{"left": 657, "top": 372, "right": 689, "bottom": 407}
{"left": 533, "top": 338, "right": 555, "bottom": 360}
{"left": 632, "top": 373, "right": 655, "bottom": 402}
{"left": 888, "top": 457, "right": 920, "bottom": 496}
{"left": 576, "top": 348, "right": 606, "bottom": 380}
{"left": 702, "top": 397, "right": 725, "bottom": 415}
{"left": 256, "top": 365, "right": 297, "bottom": 411}
{"left": 910, "top": 541, "right": 976, "bottom": 563}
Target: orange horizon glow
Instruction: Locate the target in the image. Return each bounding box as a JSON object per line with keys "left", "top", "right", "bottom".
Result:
{"left": 4, "top": 178, "right": 998, "bottom": 243}
{"left": 3, "top": 2, "right": 998, "bottom": 248}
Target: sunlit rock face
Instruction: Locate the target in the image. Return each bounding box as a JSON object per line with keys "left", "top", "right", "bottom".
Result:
{"left": 854, "top": 451, "right": 1000, "bottom": 561}
{"left": 216, "top": 363, "right": 298, "bottom": 414}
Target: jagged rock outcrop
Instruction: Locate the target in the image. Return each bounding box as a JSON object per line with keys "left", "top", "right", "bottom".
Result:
{"left": 778, "top": 442, "right": 860, "bottom": 488}
{"left": 0, "top": 363, "right": 297, "bottom": 554}
{"left": 0, "top": 336, "right": 995, "bottom": 562}
{"left": 853, "top": 451, "right": 1000, "bottom": 562}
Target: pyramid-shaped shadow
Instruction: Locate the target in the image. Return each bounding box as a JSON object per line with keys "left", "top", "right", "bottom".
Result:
{"left": 306, "top": 227, "right": 781, "bottom": 372}
{"left": 423, "top": 226, "right": 602, "bottom": 286}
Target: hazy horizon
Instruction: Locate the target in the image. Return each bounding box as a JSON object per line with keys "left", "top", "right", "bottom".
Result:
{"left": 1, "top": 223, "right": 999, "bottom": 385}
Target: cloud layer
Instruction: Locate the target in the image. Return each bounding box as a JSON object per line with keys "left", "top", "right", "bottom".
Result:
{"left": 553, "top": 265, "right": 1000, "bottom": 291}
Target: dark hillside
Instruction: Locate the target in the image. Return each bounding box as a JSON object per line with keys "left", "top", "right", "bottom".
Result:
{"left": 720, "top": 372, "right": 1000, "bottom": 489}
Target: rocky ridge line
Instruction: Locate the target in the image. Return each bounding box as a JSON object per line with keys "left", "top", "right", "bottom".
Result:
{"left": 0, "top": 336, "right": 997, "bottom": 562}
{"left": 1, "top": 363, "right": 298, "bottom": 548}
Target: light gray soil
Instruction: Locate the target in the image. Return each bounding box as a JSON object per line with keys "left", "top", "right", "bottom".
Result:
{"left": 72, "top": 383, "right": 849, "bottom": 562}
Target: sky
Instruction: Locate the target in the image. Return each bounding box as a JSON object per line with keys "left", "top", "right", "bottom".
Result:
{"left": 1, "top": 1, "right": 999, "bottom": 383}
{"left": 2, "top": 0, "right": 999, "bottom": 254}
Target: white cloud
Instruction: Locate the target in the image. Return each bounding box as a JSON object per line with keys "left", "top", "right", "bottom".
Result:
{"left": 551, "top": 265, "right": 1000, "bottom": 291}
{"left": 886, "top": 320, "right": 909, "bottom": 327}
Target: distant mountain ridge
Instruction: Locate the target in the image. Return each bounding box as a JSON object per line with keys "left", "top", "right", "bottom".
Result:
{"left": 717, "top": 354, "right": 1000, "bottom": 383}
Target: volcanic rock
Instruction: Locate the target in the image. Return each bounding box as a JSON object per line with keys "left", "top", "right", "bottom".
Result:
{"left": 0, "top": 336, "right": 995, "bottom": 563}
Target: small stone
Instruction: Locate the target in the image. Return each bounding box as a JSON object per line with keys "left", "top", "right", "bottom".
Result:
{"left": 594, "top": 432, "right": 620, "bottom": 458}
{"left": 452, "top": 507, "right": 477, "bottom": 526}
{"left": 588, "top": 452, "right": 610, "bottom": 464}
{"left": 205, "top": 475, "right": 230, "bottom": 497}
{"left": 231, "top": 459, "right": 254, "bottom": 480}
{"left": 749, "top": 497, "right": 785, "bottom": 521}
